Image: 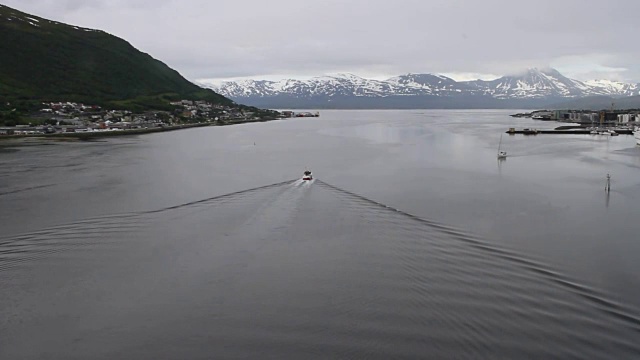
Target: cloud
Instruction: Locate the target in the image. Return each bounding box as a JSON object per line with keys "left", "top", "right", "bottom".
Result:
{"left": 4, "top": 0, "right": 640, "bottom": 82}
{"left": 6, "top": 0, "right": 103, "bottom": 13}
{"left": 551, "top": 53, "right": 637, "bottom": 82}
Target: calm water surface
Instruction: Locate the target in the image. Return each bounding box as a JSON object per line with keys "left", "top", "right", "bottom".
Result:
{"left": 1, "top": 110, "right": 640, "bottom": 359}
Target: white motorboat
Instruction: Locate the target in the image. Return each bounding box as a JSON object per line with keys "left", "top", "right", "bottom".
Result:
{"left": 302, "top": 170, "right": 313, "bottom": 181}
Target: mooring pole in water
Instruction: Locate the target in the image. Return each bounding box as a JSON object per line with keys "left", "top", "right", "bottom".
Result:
{"left": 605, "top": 173, "right": 611, "bottom": 193}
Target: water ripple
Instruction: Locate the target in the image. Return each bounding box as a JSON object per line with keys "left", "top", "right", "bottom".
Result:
{"left": 1, "top": 180, "right": 639, "bottom": 359}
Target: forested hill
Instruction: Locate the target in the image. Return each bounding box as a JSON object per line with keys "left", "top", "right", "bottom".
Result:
{"left": 0, "top": 4, "right": 231, "bottom": 111}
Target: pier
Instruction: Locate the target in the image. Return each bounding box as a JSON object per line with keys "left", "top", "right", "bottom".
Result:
{"left": 505, "top": 128, "right": 633, "bottom": 135}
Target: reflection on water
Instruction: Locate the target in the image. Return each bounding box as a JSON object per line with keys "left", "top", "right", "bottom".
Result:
{"left": 320, "top": 121, "right": 432, "bottom": 144}
{"left": 497, "top": 157, "right": 506, "bottom": 175}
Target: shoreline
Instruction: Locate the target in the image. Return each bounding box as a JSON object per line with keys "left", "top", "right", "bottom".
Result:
{"left": 0, "top": 117, "right": 280, "bottom": 142}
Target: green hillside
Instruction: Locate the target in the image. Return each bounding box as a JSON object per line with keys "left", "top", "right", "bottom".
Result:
{"left": 0, "top": 4, "right": 232, "bottom": 111}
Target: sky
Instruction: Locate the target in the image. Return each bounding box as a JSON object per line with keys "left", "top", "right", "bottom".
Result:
{"left": 4, "top": 0, "right": 640, "bottom": 84}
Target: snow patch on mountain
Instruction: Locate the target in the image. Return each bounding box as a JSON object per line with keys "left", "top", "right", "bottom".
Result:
{"left": 585, "top": 79, "right": 640, "bottom": 96}
{"left": 206, "top": 68, "right": 640, "bottom": 101}
{"left": 1, "top": 5, "right": 101, "bottom": 32}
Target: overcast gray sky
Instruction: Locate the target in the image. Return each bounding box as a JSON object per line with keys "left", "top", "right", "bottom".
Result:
{"left": 4, "top": 0, "right": 640, "bottom": 83}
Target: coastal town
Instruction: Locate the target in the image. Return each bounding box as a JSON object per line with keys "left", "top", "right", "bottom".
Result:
{"left": 508, "top": 109, "right": 640, "bottom": 143}
{"left": 511, "top": 109, "right": 640, "bottom": 125}
{"left": 0, "top": 100, "right": 318, "bottom": 137}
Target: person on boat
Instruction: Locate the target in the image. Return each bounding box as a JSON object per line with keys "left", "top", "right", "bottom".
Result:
{"left": 302, "top": 170, "right": 313, "bottom": 180}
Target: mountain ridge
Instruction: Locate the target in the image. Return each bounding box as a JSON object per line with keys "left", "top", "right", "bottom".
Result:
{"left": 206, "top": 69, "right": 640, "bottom": 109}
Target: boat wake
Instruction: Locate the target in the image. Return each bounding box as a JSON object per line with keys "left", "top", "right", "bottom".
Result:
{"left": 293, "top": 178, "right": 315, "bottom": 187}
{"left": 2, "top": 178, "right": 640, "bottom": 359}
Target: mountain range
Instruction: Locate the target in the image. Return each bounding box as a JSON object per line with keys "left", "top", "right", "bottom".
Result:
{"left": 3, "top": 3, "right": 639, "bottom": 113}
{"left": 206, "top": 69, "right": 640, "bottom": 109}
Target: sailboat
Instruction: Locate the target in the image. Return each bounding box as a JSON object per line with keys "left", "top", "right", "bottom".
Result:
{"left": 497, "top": 134, "right": 507, "bottom": 159}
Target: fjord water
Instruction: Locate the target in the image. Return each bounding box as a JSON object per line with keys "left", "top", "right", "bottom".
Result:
{"left": 2, "top": 110, "right": 640, "bottom": 358}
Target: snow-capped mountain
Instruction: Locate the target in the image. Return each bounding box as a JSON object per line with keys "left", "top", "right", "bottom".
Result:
{"left": 465, "top": 68, "right": 593, "bottom": 98}
{"left": 584, "top": 79, "right": 640, "bottom": 96}
{"left": 386, "top": 73, "right": 472, "bottom": 96}
{"left": 208, "top": 74, "right": 404, "bottom": 98}
{"left": 203, "top": 68, "right": 640, "bottom": 109}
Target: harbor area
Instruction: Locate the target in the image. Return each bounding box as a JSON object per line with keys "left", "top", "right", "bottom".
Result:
{"left": 506, "top": 126, "right": 634, "bottom": 135}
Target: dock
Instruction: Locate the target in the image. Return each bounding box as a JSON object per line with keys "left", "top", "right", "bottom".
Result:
{"left": 506, "top": 128, "right": 633, "bottom": 135}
